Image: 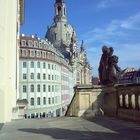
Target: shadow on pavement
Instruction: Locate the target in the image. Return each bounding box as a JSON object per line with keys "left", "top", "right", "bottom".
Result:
{"left": 18, "top": 127, "right": 140, "bottom": 140}
{"left": 84, "top": 116, "right": 140, "bottom": 139}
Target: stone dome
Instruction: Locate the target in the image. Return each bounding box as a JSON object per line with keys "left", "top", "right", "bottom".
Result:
{"left": 45, "top": 22, "right": 77, "bottom": 49}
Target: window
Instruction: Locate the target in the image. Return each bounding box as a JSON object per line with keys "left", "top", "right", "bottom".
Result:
{"left": 30, "top": 98, "right": 34, "bottom": 106}
{"left": 42, "top": 52, "right": 46, "bottom": 58}
{"left": 64, "top": 8, "right": 66, "bottom": 15}
{"left": 23, "top": 62, "right": 26, "bottom": 68}
{"left": 48, "top": 74, "right": 51, "bottom": 80}
{"left": 43, "top": 84, "right": 46, "bottom": 92}
{"left": 52, "top": 64, "right": 54, "bottom": 70}
{"left": 39, "top": 42, "right": 42, "bottom": 48}
{"left": 43, "top": 62, "right": 46, "bottom": 69}
{"left": 48, "top": 97, "right": 51, "bottom": 104}
{"left": 37, "top": 61, "right": 40, "bottom": 68}
{"left": 23, "top": 85, "right": 27, "bottom": 93}
{"left": 28, "top": 40, "right": 33, "bottom": 47}
{"left": 30, "top": 50, "right": 34, "bottom": 57}
{"left": 52, "top": 97, "right": 54, "bottom": 104}
{"left": 48, "top": 85, "right": 51, "bottom": 92}
{"left": 43, "top": 73, "right": 46, "bottom": 80}
{"left": 34, "top": 41, "right": 38, "bottom": 47}
{"left": 52, "top": 75, "right": 54, "bottom": 80}
{"left": 30, "top": 73, "right": 34, "bottom": 79}
{"left": 37, "top": 73, "right": 40, "bottom": 80}
{"left": 23, "top": 73, "right": 27, "bottom": 80}
{"left": 52, "top": 85, "right": 54, "bottom": 92}
{"left": 37, "top": 97, "right": 40, "bottom": 105}
{"left": 30, "top": 61, "right": 34, "bottom": 68}
{"left": 48, "top": 64, "right": 50, "bottom": 69}
{"left": 43, "top": 97, "right": 46, "bottom": 105}
{"left": 21, "top": 40, "right": 26, "bottom": 47}
{"left": 37, "top": 84, "right": 40, "bottom": 92}
{"left": 22, "top": 49, "right": 27, "bottom": 56}
{"left": 36, "top": 51, "right": 41, "bottom": 58}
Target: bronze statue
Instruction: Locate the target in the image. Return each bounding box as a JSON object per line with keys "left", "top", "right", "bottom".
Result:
{"left": 98, "top": 46, "right": 121, "bottom": 85}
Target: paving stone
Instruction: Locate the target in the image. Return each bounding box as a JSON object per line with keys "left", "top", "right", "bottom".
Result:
{"left": 0, "top": 117, "right": 140, "bottom": 140}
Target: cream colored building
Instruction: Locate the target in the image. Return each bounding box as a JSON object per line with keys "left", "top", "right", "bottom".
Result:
{"left": 19, "top": 35, "right": 73, "bottom": 118}
{"left": 0, "top": 0, "right": 24, "bottom": 123}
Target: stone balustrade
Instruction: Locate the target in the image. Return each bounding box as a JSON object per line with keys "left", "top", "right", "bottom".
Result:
{"left": 116, "top": 84, "right": 140, "bottom": 121}
{"left": 66, "top": 83, "right": 140, "bottom": 121}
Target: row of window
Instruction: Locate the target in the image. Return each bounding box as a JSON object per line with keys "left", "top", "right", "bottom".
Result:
{"left": 21, "top": 49, "right": 56, "bottom": 59}
{"left": 23, "top": 85, "right": 61, "bottom": 93}
{"left": 22, "top": 73, "right": 60, "bottom": 81}
{"left": 30, "top": 97, "right": 58, "bottom": 106}
{"left": 21, "top": 40, "right": 48, "bottom": 48}
{"left": 23, "top": 61, "right": 57, "bottom": 70}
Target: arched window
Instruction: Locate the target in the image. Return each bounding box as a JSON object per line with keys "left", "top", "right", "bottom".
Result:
{"left": 37, "top": 97, "right": 40, "bottom": 105}
{"left": 30, "top": 84, "right": 34, "bottom": 92}
{"left": 58, "top": 6, "right": 62, "bottom": 16}
{"left": 30, "top": 98, "right": 34, "bottom": 106}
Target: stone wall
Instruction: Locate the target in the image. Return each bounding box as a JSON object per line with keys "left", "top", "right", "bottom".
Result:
{"left": 65, "top": 85, "right": 103, "bottom": 118}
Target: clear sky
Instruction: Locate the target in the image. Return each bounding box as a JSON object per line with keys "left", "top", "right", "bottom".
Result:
{"left": 21, "top": 0, "right": 140, "bottom": 76}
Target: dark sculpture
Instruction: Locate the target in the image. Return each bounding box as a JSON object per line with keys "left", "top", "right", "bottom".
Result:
{"left": 98, "top": 46, "right": 122, "bottom": 85}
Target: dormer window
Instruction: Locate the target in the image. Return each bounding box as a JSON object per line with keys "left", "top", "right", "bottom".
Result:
{"left": 34, "top": 41, "right": 38, "bottom": 48}
{"left": 21, "top": 40, "right": 26, "bottom": 47}
{"left": 39, "top": 42, "right": 42, "bottom": 48}
{"left": 28, "top": 40, "right": 33, "bottom": 47}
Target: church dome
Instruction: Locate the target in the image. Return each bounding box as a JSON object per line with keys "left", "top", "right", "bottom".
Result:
{"left": 45, "top": 22, "right": 77, "bottom": 48}
{"left": 45, "top": 0, "right": 77, "bottom": 49}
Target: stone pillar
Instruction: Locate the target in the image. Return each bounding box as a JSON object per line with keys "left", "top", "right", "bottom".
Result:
{"left": 102, "top": 85, "right": 118, "bottom": 117}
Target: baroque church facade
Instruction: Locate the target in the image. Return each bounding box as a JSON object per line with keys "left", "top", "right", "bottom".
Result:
{"left": 45, "top": 0, "right": 92, "bottom": 85}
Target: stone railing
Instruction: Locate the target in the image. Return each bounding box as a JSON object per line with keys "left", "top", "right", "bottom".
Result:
{"left": 66, "top": 84, "right": 140, "bottom": 121}
{"left": 116, "top": 84, "right": 140, "bottom": 121}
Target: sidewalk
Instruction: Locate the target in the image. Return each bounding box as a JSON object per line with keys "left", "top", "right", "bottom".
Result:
{"left": 0, "top": 117, "right": 140, "bottom": 140}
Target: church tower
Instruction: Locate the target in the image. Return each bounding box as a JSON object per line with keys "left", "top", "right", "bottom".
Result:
{"left": 45, "top": 0, "right": 77, "bottom": 57}
{"left": 54, "top": 0, "right": 67, "bottom": 23}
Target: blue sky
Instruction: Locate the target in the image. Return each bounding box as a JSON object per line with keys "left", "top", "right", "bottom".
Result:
{"left": 21, "top": 0, "right": 140, "bottom": 76}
